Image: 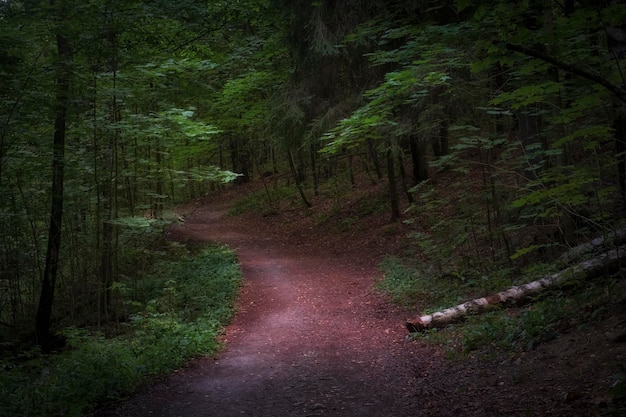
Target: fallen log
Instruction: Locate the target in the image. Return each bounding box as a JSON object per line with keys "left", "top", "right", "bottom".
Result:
{"left": 558, "top": 229, "right": 626, "bottom": 265}
{"left": 406, "top": 245, "right": 626, "bottom": 333}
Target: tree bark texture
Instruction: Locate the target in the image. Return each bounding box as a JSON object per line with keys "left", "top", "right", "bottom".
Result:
{"left": 406, "top": 245, "right": 626, "bottom": 333}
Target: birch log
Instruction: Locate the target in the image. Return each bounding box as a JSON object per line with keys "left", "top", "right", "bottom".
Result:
{"left": 558, "top": 229, "right": 626, "bottom": 265}
{"left": 406, "top": 245, "right": 626, "bottom": 333}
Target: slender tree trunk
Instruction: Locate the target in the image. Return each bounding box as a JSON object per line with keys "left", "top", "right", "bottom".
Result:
{"left": 310, "top": 143, "right": 319, "bottom": 196}
{"left": 398, "top": 153, "right": 413, "bottom": 204}
{"left": 99, "top": 24, "right": 120, "bottom": 322}
{"left": 516, "top": 106, "right": 545, "bottom": 179}
{"left": 409, "top": 135, "right": 428, "bottom": 184}
{"left": 35, "top": 31, "right": 72, "bottom": 352}
{"left": 386, "top": 141, "right": 400, "bottom": 222}
{"left": 607, "top": 0, "right": 626, "bottom": 204}
{"left": 288, "top": 149, "right": 311, "bottom": 208}
{"left": 432, "top": 119, "right": 449, "bottom": 157}
{"left": 229, "top": 136, "right": 239, "bottom": 181}
{"left": 367, "top": 138, "right": 382, "bottom": 180}
{"left": 615, "top": 113, "right": 626, "bottom": 203}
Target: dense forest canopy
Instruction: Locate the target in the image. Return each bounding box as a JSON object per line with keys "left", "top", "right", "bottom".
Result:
{"left": 0, "top": 0, "right": 624, "bottom": 356}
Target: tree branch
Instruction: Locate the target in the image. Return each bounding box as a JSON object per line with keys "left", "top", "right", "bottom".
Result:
{"left": 504, "top": 42, "right": 626, "bottom": 103}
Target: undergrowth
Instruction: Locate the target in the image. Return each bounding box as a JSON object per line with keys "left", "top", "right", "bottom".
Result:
{"left": 0, "top": 245, "right": 241, "bottom": 417}
{"left": 378, "top": 257, "right": 626, "bottom": 354}
{"left": 228, "top": 185, "right": 299, "bottom": 216}
{"left": 376, "top": 256, "right": 514, "bottom": 314}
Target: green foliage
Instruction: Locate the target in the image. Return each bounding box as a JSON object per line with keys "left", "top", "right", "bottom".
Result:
{"left": 377, "top": 257, "right": 465, "bottom": 309}
{"left": 321, "top": 20, "right": 474, "bottom": 154}
{"left": 0, "top": 245, "right": 241, "bottom": 417}
{"left": 2, "top": 1, "right": 626, "bottom": 413}
{"left": 0, "top": 0, "right": 263, "bottom": 349}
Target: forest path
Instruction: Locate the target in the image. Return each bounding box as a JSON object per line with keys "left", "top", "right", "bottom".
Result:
{"left": 97, "top": 189, "right": 626, "bottom": 417}
{"left": 103, "top": 194, "right": 427, "bottom": 416}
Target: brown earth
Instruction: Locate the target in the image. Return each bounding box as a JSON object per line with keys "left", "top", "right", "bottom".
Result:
{"left": 97, "top": 183, "right": 626, "bottom": 417}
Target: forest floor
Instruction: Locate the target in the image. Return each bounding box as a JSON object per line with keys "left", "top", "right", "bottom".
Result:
{"left": 98, "top": 181, "right": 626, "bottom": 417}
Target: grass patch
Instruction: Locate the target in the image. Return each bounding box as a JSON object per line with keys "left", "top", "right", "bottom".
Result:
{"left": 0, "top": 244, "right": 241, "bottom": 417}
{"left": 376, "top": 256, "right": 511, "bottom": 312}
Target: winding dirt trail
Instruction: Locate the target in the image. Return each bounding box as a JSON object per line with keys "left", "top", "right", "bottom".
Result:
{"left": 98, "top": 191, "right": 626, "bottom": 417}
{"left": 104, "top": 196, "right": 426, "bottom": 417}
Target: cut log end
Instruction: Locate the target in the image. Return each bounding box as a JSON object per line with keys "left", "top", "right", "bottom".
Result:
{"left": 406, "top": 319, "right": 426, "bottom": 333}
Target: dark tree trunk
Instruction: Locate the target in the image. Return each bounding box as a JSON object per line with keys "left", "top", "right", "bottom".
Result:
{"left": 99, "top": 25, "right": 119, "bottom": 322}
{"left": 288, "top": 149, "right": 311, "bottom": 208}
{"left": 615, "top": 114, "right": 626, "bottom": 203}
{"left": 367, "top": 138, "right": 383, "bottom": 180}
{"left": 432, "top": 119, "right": 449, "bottom": 157}
{"left": 409, "top": 135, "right": 428, "bottom": 184}
{"left": 607, "top": 0, "right": 626, "bottom": 204}
{"left": 229, "top": 136, "right": 238, "bottom": 173}
{"left": 386, "top": 142, "right": 400, "bottom": 222}
{"left": 239, "top": 150, "right": 251, "bottom": 183}
{"left": 515, "top": 107, "right": 545, "bottom": 179}
{"left": 310, "top": 143, "right": 319, "bottom": 196}
{"left": 35, "top": 32, "right": 72, "bottom": 352}
{"left": 398, "top": 153, "right": 413, "bottom": 204}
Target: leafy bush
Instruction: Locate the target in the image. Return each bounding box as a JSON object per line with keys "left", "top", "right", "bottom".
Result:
{"left": 0, "top": 245, "right": 241, "bottom": 417}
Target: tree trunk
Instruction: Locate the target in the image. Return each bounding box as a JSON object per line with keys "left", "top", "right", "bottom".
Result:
{"left": 35, "top": 31, "right": 72, "bottom": 352}
{"left": 432, "top": 119, "right": 449, "bottom": 158}
{"left": 288, "top": 149, "right": 311, "bottom": 208}
{"left": 398, "top": 152, "right": 413, "bottom": 204}
{"left": 310, "top": 142, "right": 319, "bottom": 196}
{"left": 367, "top": 138, "right": 382, "bottom": 180}
{"left": 607, "top": 0, "right": 626, "bottom": 204}
{"left": 409, "top": 135, "right": 428, "bottom": 184}
{"left": 386, "top": 141, "right": 400, "bottom": 222}
{"left": 99, "top": 25, "right": 119, "bottom": 323}
{"left": 406, "top": 245, "right": 626, "bottom": 333}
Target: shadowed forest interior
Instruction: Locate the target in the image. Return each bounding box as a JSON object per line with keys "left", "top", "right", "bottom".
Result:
{"left": 1, "top": 1, "right": 626, "bottom": 416}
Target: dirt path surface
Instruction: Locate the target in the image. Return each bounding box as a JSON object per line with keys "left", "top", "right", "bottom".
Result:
{"left": 98, "top": 189, "right": 626, "bottom": 417}
{"left": 101, "top": 194, "right": 426, "bottom": 417}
